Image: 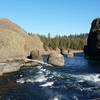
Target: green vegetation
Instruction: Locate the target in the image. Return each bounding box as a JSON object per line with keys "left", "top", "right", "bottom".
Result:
{"left": 28, "top": 32, "right": 88, "bottom": 50}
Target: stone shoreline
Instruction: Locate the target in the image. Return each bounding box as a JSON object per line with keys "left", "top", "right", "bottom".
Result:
{"left": 0, "top": 58, "right": 53, "bottom": 76}
{"left": 0, "top": 50, "right": 83, "bottom": 76}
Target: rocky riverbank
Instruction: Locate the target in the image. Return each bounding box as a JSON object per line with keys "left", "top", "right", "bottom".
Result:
{"left": 0, "top": 48, "right": 83, "bottom": 76}
{"left": 0, "top": 18, "right": 84, "bottom": 76}
{"left": 0, "top": 18, "right": 45, "bottom": 75}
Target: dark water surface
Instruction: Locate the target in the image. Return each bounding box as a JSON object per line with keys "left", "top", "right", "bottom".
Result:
{"left": 0, "top": 53, "right": 100, "bottom": 100}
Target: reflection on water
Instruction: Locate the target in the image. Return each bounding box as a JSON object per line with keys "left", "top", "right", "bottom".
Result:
{"left": 0, "top": 53, "right": 100, "bottom": 100}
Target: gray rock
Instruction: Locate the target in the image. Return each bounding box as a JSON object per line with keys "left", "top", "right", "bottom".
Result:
{"left": 48, "top": 53, "right": 64, "bottom": 67}
{"left": 0, "top": 63, "right": 4, "bottom": 75}
{"left": 61, "top": 49, "right": 74, "bottom": 58}
{"left": 3, "top": 61, "right": 23, "bottom": 74}
{"left": 0, "top": 59, "right": 24, "bottom": 75}
{"left": 0, "top": 18, "right": 44, "bottom": 61}
{"left": 28, "top": 49, "right": 43, "bottom": 61}
{"left": 67, "top": 52, "right": 74, "bottom": 58}
{"left": 0, "top": 18, "right": 45, "bottom": 75}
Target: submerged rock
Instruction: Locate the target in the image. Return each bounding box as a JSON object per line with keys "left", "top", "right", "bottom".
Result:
{"left": 84, "top": 18, "right": 100, "bottom": 59}
{"left": 48, "top": 52, "right": 64, "bottom": 67}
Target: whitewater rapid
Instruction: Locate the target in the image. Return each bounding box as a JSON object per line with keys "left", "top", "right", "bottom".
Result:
{"left": 16, "top": 65, "right": 100, "bottom": 88}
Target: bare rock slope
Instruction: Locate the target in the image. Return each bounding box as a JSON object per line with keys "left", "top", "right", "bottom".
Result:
{"left": 0, "top": 18, "right": 44, "bottom": 61}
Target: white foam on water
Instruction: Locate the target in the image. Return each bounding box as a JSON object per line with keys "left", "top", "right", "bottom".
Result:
{"left": 16, "top": 66, "right": 48, "bottom": 84}
{"left": 16, "top": 65, "right": 62, "bottom": 84}
{"left": 37, "top": 65, "right": 43, "bottom": 69}
{"left": 17, "top": 73, "right": 48, "bottom": 84}
{"left": 16, "top": 78, "right": 25, "bottom": 84}
{"left": 34, "top": 74, "right": 47, "bottom": 82}
{"left": 52, "top": 71, "right": 62, "bottom": 78}
{"left": 19, "top": 74, "right": 23, "bottom": 77}
{"left": 40, "top": 82, "right": 54, "bottom": 87}
{"left": 40, "top": 68, "right": 46, "bottom": 72}
{"left": 49, "top": 95, "right": 62, "bottom": 100}
{"left": 71, "top": 74, "right": 100, "bottom": 83}
{"left": 72, "top": 96, "right": 78, "bottom": 100}
{"left": 53, "top": 97, "right": 59, "bottom": 100}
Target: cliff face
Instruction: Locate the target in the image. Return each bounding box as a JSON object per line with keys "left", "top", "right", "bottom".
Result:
{"left": 84, "top": 18, "right": 100, "bottom": 59}
{"left": 0, "top": 18, "right": 44, "bottom": 61}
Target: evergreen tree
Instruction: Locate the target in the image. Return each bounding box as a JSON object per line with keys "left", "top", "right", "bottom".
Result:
{"left": 38, "top": 33, "right": 88, "bottom": 50}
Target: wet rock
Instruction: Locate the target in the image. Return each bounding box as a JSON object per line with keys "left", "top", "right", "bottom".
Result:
{"left": 48, "top": 52, "right": 64, "bottom": 67}
{"left": 84, "top": 18, "right": 100, "bottom": 59}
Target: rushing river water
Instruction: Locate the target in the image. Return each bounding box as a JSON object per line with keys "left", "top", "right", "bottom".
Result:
{"left": 0, "top": 53, "right": 100, "bottom": 100}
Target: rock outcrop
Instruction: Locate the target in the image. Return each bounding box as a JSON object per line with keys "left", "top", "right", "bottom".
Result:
{"left": 0, "top": 18, "right": 44, "bottom": 61}
{"left": 48, "top": 52, "right": 64, "bottom": 67}
{"left": 84, "top": 18, "right": 100, "bottom": 59}
{"left": 0, "top": 18, "right": 44, "bottom": 75}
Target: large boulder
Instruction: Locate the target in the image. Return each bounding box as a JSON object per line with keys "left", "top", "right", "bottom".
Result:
{"left": 0, "top": 18, "right": 44, "bottom": 61}
{"left": 84, "top": 18, "right": 100, "bottom": 59}
{"left": 24, "top": 34, "right": 44, "bottom": 58}
{"left": 0, "top": 18, "right": 44, "bottom": 75}
{"left": 48, "top": 52, "right": 64, "bottom": 67}
{"left": 60, "top": 48, "right": 74, "bottom": 58}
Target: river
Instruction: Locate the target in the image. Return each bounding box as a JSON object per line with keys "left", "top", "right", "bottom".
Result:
{"left": 0, "top": 53, "right": 100, "bottom": 100}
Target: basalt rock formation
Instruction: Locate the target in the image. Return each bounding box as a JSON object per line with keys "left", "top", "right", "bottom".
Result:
{"left": 84, "top": 18, "right": 100, "bottom": 59}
